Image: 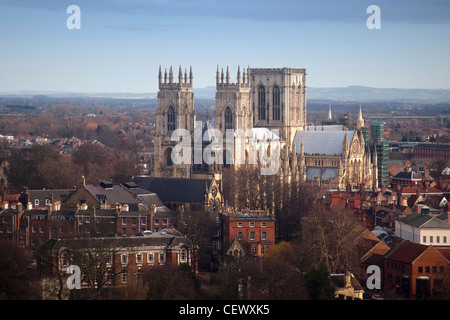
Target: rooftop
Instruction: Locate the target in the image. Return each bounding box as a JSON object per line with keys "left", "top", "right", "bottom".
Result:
{"left": 294, "top": 129, "right": 355, "bottom": 156}
{"left": 397, "top": 212, "right": 450, "bottom": 228}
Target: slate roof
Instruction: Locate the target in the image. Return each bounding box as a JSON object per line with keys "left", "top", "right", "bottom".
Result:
{"left": 397, "top": 212, "right": 450, "bottom": 228}
{"left": 393, "top": 171, "right": 423, "bottom": 180}
{"left": 20, "top": 189, "right": 75, "bottom": 206}
{"left": 121, "top": 182, "right": 166, "bottom": 210}
{"left": 84, "top": 183, "right": 142, "bottom": 210}
{"left": 132, "top": 176, "right": 210, "bottom": 203}
{"left": 294, "top": 129, "right": 355, "bottom": 156}
{"left": 45, "top": 228, "right": 191, "bottom": 251}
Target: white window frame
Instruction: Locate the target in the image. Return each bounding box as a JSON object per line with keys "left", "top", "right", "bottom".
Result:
{"left": 121, "top": 254, "right": 128, "bottom": 265}
{"left": 136, "top": 253, "right": 143, "bottom": 266}
{"left": 148, "top": 253, "right": 154, "bottom": 265}
{"left": 159, "top": 253, "right": 165, "bottom": 265}
{"left": 261, "top": 231, "right": 267, "bottom": 240}
{"left": 180, "top": 249, "right": 187, "bottom": 263}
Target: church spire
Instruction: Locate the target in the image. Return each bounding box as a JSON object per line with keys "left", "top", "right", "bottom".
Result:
{"left": 216, "top": 65, "right": 220, "bottom": 85}
{"left": 357, "top": 104, "right": 364, "bottom": 129}
{"left": 178, "top": 66, "right": 183, "bottom": 86}
{"left": 169, "top": 66, "right": 173, "bottom": 84}
{"left": 237, "top": 66, "right": 241, "bottom": 85}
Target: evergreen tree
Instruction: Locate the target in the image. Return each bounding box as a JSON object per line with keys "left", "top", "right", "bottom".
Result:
{"left": 304, "top": 262, "right": 335, "bottom": 300}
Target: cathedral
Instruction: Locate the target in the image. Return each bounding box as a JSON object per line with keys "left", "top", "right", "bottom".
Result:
{"left": 152, "top": 65, "right": 375, "bottom": 191}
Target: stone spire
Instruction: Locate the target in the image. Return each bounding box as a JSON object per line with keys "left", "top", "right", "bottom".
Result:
{"left": 216, "top": 65, "right": 220, "bottom": 84}
{"left": 357, "top": 104, "right": 365, "bottom": 129}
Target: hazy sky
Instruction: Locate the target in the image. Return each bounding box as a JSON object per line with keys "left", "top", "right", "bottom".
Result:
{"left": 1, "top": 0, "right": 450, "bottom": 93}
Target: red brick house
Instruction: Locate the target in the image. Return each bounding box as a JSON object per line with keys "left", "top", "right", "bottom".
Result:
{"left": 39, "top": 228, "right": 194, "bottom": 293}
{"left": 383, "top": 240, "right": 449, "bottom": 299}
{"left": 221, "top": 210, "right": 276, "bottom": 258}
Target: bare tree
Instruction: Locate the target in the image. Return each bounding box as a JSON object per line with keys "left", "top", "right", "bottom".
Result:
{"left": 68, "top": 238, "right": 128, "bottom": 299}
{"left": 298, "top": 203, "right": 365, "bottom": 274}
{"left": 178, "top": 211, "right": 211, "bottom": 274}
{"left": 0, "top": 240, "right": 39, "bottom": 299}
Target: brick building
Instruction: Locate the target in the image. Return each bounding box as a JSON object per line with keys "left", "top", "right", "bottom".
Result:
{"left": 221, "top": 210, "right": 276, "bottom": 258}
{"left": 39, "top": 228, "right": 194, "bottom": 296}
{"left": 383, "top": 240, "right": 449, "bottom": 299}
{"left": 0, "top": 180, "right": 179, "bottom": 248}
{"left": 413, "top": 143, "right": 450, "bottom": 160}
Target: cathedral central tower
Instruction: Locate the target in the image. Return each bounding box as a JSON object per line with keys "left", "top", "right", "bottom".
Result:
{"left": 249, "top": 67, "right": 307, "bottom": 146}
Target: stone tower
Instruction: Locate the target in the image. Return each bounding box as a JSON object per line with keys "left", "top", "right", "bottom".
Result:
{"left": 249, "top": 67, "right": 307, "bottom": 146}
{"left": 214, "top": 66, "right": 252, "bottom": 135}
{"left": 152, "top": 65, "right": 195, "bottom": 178}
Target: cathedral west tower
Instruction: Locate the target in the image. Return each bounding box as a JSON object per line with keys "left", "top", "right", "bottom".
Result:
{"left": 152, "top": 65, "right": 195, "bottom": 178}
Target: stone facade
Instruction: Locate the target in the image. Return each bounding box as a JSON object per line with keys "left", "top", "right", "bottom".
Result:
{"left": 152, "top": 65, "right": 374, "bottom": 191}
{"left": 152, "top": 66, "right": 195, "bottom": 179}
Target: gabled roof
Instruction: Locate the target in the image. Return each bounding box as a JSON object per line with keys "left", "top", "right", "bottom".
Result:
{"left": 330, "top": 273, "right": 363, "bottom": 291}
{"left": 384, "top": 240, "right": 429, "bottom": 263}
{"left": 121, "top": 183, "right": 165, "bottom": 210}
{"left": 397, "top": 212, "right": 450, "bottom": 228}
{"left": 84, "top": 183, "right": 142, "bottom": 209}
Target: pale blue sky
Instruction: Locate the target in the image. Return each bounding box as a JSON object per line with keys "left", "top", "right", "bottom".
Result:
{"left": 1, "top": 0, "right": 450, "bottom": 93}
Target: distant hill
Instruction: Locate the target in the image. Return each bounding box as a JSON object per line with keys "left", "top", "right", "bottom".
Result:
{"left": 2, "top": 86, "right": 450, "bottom": 103}
{"left": 194, "top": 86, "right": 450, "bottom": 103}
{"left": 306, "top": 86, "right": 450, "bottom": 103}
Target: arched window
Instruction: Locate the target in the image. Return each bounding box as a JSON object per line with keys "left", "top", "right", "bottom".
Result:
{"left": 167, "top": 107, "right": 175, "bottom": 132}
{"left": 165, "top": 148, "right": 173, "bottom": 166}
{"left": 224, "top": 107, "right": 233, "bottom": 130}
{"left": 272, "top": 86, "right": 280, "bottom": 121}
{"left": 258, "top": 86, "right": 266, "bottom": 120}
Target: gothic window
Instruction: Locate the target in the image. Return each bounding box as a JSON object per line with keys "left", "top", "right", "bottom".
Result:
{"left": 258, "top": 86, "right": 266, "bottom": 120}
{"left": 167, "top": 107, "right": 175, "bottom": 132}
{"left": 224, "top": 107, "right": 233, "bottom": 130}
{"left": 165, "top": 148, "right": 173, "bottom": 166}
{"left": 272, "top": 86, "right": 280, "bottom": 121}
{"left": 258, "top": 85, "right": 266, "bottom": 106}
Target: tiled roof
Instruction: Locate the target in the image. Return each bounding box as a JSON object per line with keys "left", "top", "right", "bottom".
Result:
{"left": 385, "top": 240, "right": 428, "bottom": 263}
